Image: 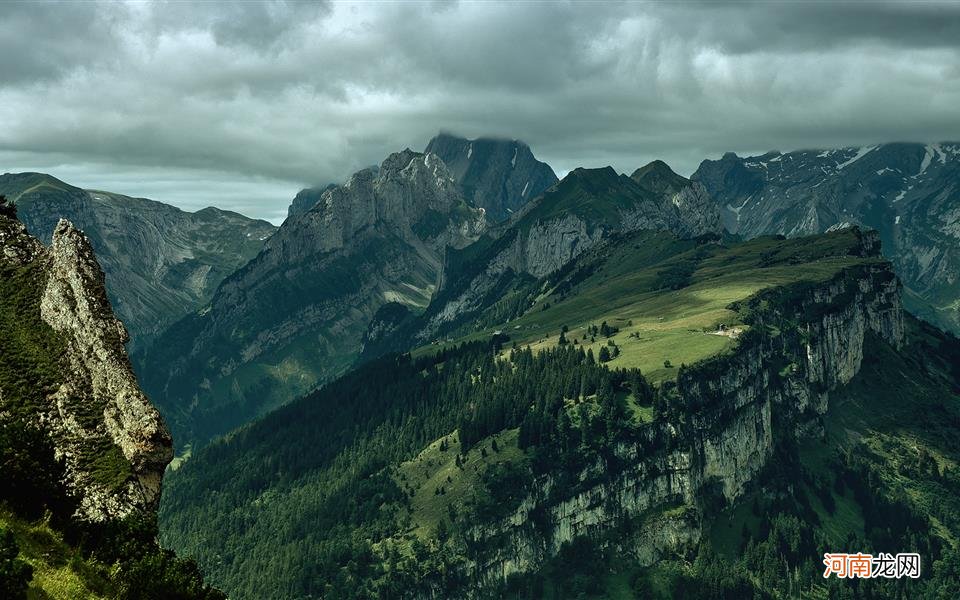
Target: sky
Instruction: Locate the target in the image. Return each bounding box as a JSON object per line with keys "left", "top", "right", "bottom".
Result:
{"left": 2, "top": 1, "right": 959, "bottom": 224}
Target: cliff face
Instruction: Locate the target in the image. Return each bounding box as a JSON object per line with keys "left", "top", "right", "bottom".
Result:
{"left": 1, "top": 172, "right": 276, "bottom": 350}
{"left": 0, "top": 214, "right": 172, "bottom": 521}
{"left": 464, "top": 256, "right": 903, "bottom": 588}
{"left": 425, "top": 134, "right": 558, "bottom": 221}
{"left": 141, "top": 150, "right": 487, "bottom": 447}
{"left": 285, "top": 183, "right": 337, "bottom": 220}
{"left": 691, "top": 143, "right": 960, "bottom": 334}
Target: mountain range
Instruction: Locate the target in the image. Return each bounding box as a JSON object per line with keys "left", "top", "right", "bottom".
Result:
{"left": 4, "top": 134, "right": 960, "bottom": 599}
{"left": 0, "top": 172, "right": 276, "bottom": 350}
{"left": 692, "top": 142, "right": 960, "bottom": 333}
{"left": 139, "top": 149, "right": 487, "bottom": 446}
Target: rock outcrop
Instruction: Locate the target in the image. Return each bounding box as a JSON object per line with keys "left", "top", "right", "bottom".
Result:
{"left": 141, "top": 150, "right": 486, "bottom": 448}
{"left": 691, "top": 142, "right": 960, "bottom": 334}
{"left": 285, "top": 183, "right": 337, "bottom": 220}
{"left": 1, "top": 172, "right": 276, "bottom": 350}
{"left": 465, "top": 246, "right": 903, "bottom": 588}
{"left": 425, "top": 133, "right": 558, "bottom": 221}
{"left": 0, "top": 213, "right": 172, "bottom": 521}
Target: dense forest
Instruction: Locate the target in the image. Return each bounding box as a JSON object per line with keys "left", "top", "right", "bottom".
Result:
{"left": 161, "top": 337, "right": 654, "bottom": 598}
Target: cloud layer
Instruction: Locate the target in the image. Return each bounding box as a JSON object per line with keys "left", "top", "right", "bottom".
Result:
{"left": 2, "top": 0, "right": 959, "bottom": 222}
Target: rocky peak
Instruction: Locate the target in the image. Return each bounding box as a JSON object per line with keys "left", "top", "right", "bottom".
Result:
{"left": 630, "top": 160, "right": 689, "bottom": 197}
{"left": 286, "top": 184, "right": 337, "bottom": 220}
{"left": 0, "top": 213, "right": 172, "bottom": 521}
{"left": 425, "top": 133, "right": 558, "bottom": 221}
{"left": 141, "top": 150, "right": 488, "bottom": 447}
{"left": 284, "top": 149, "right": 484, "bottom": 258}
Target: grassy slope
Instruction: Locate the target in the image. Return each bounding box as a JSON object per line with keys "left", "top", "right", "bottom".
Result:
{"left": 394, "top": 429, "right": 524, "bottom": 539}
{"left": 0, "top": 510, "right": 109, "bottom": 600}
{"left": 420, "top": 229, "right": 872, "bottom": 384}
{"left": 159, "top": 228, "right": 896, "bottom": 598}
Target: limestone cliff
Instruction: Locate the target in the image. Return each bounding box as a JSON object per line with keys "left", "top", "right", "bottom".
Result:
{"left": 463, "top": 252, "right": 903, "bottom": 588}
{"left": 0, "top": 213, "right": 172, "bottom": 521}
{"left": 425, "top": 133, "right": 558, "bottom": 221}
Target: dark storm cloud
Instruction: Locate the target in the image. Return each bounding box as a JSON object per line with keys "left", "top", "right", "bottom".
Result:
{"left": 1, "top": 0, "right": 959, "bottom": 222}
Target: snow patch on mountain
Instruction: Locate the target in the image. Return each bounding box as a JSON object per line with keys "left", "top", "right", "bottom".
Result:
{"left": 837, "top": 146, "right": 877, "bottom": 170}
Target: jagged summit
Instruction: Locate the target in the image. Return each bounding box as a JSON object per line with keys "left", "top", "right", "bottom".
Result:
{"left": 283, "top": 148, "right": 482, "bottom": 254}
{"left": 425, "top": 132, "right": 558, "bottom": 221}
{"left": 630, "top": 159, "right": 689, "bottom": 196}
{"left": 0, "top": 211, "right": 172, "bottom": 521}
{"left": 141, "top": 148, "right": 487, "bottom": 448}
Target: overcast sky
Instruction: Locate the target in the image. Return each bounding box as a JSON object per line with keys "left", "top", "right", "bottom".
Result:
{"left": 2, "top": 1, "right": 959, "bottom": 223}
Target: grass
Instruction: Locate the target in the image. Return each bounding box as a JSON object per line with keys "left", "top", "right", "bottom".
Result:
{"left": 625, "top": 393, "right": 655, "bottom": 424}
{"left": 0, "top": 508, "right": 110, "bottom": 600}
{"left": 394, "top": 428, "right": 524, "bottom": 539}
{"left": 422, "top": 229, "right": 876, "bottom": 388}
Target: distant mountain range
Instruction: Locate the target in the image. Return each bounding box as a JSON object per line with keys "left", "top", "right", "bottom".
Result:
{"left": 0, "top": 172, "right": 276, "bottom": 349}
{"left": 693, "top": 142, "right": 960, "bottom": 333}
{"left": 7, "top": 138, "right": 958, "bottom": 454}
{"left": 284, "top": 134, "right": 557, "bottom": 223}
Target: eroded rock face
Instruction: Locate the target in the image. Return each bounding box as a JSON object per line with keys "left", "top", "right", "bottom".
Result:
{"left": 465, "top": 259, "right": 903, "bottom": 589}
{"left": 2, "top": 215, "right": 172, "bottom": 521}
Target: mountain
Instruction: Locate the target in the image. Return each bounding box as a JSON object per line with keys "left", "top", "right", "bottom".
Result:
{"left": 425, "top": 133, "right": 558, "bottom": 221}
{"left": 364, "top": 160, "right": 721, "bottom": 352}
{"left": 140, "top": 150, "right": 486, "bottom": 448}
{"left": 0, "top": 172, "right": 277, "bottom": 350}
{"left": 692, "top": 142, "right": 960, "bottom": 334}
{"left": 158, "top": 224, "right": 960, "bottom": 598}
{"left": 286, "top": 183, "right": 337, "bottom": 220}
{"left": 0, "top": 200, "right": 222, "bottom": 599}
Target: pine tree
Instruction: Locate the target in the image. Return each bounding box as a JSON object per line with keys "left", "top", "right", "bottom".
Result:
{"left": 598, "top": 346, "right": 611, "bottom": 363}
{"left": 0, "top": 195, "right": 16, "bottom": 220}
